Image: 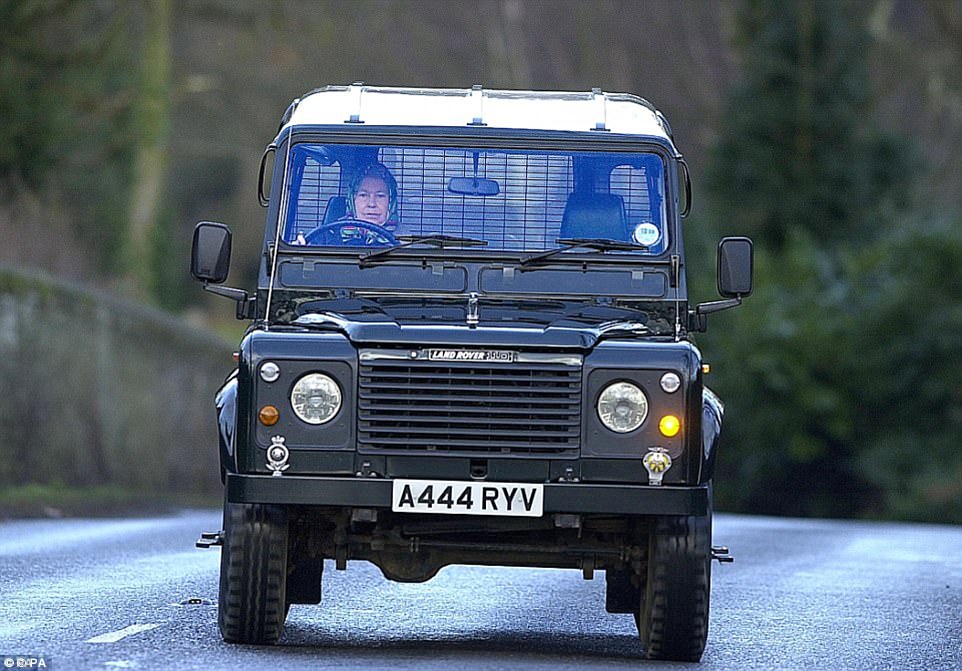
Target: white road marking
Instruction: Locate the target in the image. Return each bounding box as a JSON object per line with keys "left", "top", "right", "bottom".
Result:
{"left": 86, "top": 624, "right": 160, "bottom": 643}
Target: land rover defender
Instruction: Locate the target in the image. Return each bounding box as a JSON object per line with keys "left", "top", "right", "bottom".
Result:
{"left": 192, "top": 84, "right": 753, "bottom": 662}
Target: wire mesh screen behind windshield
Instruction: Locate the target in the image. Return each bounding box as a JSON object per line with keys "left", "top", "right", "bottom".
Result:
{"left": 384, "top": 148, "right": 570, "bottom": 248}
{"left": 282, "top": 144, "right": 667, "bottom": 253}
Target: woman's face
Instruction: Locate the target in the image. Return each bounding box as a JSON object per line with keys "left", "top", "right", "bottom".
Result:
{"left": 353, "top": 176, "right": 390, "bottom": 225}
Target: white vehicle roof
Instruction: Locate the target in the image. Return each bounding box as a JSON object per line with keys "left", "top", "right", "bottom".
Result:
{"left": 282, "top": 84, "right": 674, "bottom": 144}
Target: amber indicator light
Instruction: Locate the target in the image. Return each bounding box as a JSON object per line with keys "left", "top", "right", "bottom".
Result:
{"left": 659, "top": 415, "right": 681, "bottom": 438}
{"left": 258, "top": 405, "right": 280, "bottom": 426}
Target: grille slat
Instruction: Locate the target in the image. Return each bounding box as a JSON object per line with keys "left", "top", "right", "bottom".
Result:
{"left": 359, "top": 392, "right": 578, "bottom": 404}
{"left": 359, "top": 424, "right": 579, "bottom": 438}
{"left": 366, "top": 370, "right": 575, "bottom": 382}
{"left": 363, "top": 359, "right": 576, "bottom": 373}
{"left": 362, "top": 383, "right": 578, "bottom": 395}
{"left": 357, "top": 402, "right": 575, "bottom": 417}
{"left": 359, "top": 437, "right": 568, "bottom": 453}
{"left": 358, "top": 352, "right": 582, "bottom": 455}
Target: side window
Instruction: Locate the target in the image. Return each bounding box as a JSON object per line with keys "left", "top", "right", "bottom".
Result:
{"left": 610, "top": 161, "right": 667, "bottom": 253}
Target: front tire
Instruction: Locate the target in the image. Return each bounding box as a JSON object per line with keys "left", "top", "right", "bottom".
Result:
{"left": 218, "top": 502, "right": 290, "bottom": 644}
{"left": 636, "top": 512, "right": 712, "bottom": 661}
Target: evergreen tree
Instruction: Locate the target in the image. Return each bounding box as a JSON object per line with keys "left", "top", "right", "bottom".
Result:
{"left": 0, "top": 0, "right": 138, "bottom": 274}
{"left": 700, "top": 0, "right": 957, "bottom": 520}
{"left": 123, "top": 0, "right": 172, "bottom": 301}
{"left": 708, "top": 0, "right": 908, "bottom": 253}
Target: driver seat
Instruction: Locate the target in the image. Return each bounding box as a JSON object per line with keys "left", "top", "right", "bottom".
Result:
{"left": 322, "top": 196, "right": 348, "bottom": 225}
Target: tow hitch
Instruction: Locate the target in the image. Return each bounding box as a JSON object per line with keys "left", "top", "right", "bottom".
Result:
{"left": 712, "top": 545, "right": 734, "bottom": 563}
{"left": 196, "top": 531, "right": 224, "bottom": 549}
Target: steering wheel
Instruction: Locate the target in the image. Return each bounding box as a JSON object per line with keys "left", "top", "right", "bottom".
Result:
{"left": 304, "top": 218, "right": 399, "bottom": 247}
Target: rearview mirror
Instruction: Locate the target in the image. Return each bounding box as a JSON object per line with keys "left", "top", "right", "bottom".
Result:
{"left": 448, "top": 176, "right": 500, "bottom": 197}
{"left": 191, "top": 221, "right": 232, "bottom": 284}
{"left": 717, "top": 236, "right": 753, "bottom": 298}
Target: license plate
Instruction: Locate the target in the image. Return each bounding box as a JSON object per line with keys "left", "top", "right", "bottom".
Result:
{"left": 391, "top": 479, "right": 544, "bottom": 517}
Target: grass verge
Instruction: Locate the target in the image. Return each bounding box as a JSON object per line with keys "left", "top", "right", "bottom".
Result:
{"left": 0, "top": 483, "right": 220, "bottom": 519}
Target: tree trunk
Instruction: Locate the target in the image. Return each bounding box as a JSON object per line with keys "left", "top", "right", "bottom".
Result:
{"left": 124, "top": 0, "right": 171, "bottom": 300}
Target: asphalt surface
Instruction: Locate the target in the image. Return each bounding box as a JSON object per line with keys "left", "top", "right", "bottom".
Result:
{"left": 0, "top": 510, "right": 960, "bottom": 670}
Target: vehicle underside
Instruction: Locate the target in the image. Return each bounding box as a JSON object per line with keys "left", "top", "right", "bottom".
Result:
{"left": 290, "top": 508, "right": 652, "bottom": 583}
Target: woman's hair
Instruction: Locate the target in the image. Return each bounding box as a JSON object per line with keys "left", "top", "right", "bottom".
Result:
{"left": 346, "top": 162, "right": 399, "bottom": 225}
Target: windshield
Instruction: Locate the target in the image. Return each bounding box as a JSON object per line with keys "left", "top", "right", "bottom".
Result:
{"left": 279, "top": 143, "right": 669, "bottom": 255}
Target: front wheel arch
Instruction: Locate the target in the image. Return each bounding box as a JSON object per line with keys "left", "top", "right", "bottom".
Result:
{"left": 699, "top": 386, "right": 724, "bottom": 483}
{"left": 215, "top": 371, "right": 239, "bottom": 482}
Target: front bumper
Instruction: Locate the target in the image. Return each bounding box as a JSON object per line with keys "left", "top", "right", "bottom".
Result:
{"left": 226, "top": 473, "right": 708, "bottom": 516}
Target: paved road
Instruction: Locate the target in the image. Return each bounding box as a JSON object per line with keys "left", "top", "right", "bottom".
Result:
{"left": 0, "top": 510, "right": 960, "bottom": 670}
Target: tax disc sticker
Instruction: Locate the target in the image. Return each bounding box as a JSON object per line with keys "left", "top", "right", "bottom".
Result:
{"left": 632, "top": 222, "right": 661, "bottom": 246}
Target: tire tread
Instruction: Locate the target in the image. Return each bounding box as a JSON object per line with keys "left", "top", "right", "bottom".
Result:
{"left": 639, "top": 514, "right": 711, "bottom": 662}
{"left": 218, "top": 502, "right": 289, "bottom": 644}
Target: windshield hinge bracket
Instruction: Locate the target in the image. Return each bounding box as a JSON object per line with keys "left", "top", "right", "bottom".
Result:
{"left": 345, "top": 82, "right": 365, "bottom": 123}
{"left": 590, "top": 87, "right": 609, "bottom": 131}
{"left": 468, "top": 84, "right": 487, "bottom": 126}
{"left": 466, "top": 292, "right": 480, "bottom": 328}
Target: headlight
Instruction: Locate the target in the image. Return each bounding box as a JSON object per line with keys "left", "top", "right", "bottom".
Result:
{"left": 290, "top": 373, "right": 342, "bottom": 425}
{"left": 597, "top": 381, "right": 648, "bottom": 433}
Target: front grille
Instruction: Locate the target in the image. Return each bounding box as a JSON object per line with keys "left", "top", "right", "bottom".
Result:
{"left": 358, "top": 351, "right": 582, "bottom": 455}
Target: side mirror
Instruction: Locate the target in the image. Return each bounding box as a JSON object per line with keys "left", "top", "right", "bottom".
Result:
{"left": 717, "top": 236, "right": 753, "bottom": 298}
{"left": 689, "top": 236, "right": 754, "bottom": 332}
{"left": 191, "top": 221, "right": 232, "bottom": 284}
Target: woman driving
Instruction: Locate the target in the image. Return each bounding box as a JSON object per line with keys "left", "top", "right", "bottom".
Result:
{"left": 346, "top": 162, "right": 399, "bottom": 231}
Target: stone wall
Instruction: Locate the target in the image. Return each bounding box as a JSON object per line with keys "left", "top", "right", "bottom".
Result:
{"left": 0, "top": 267, "right": 233, "bottom": 497}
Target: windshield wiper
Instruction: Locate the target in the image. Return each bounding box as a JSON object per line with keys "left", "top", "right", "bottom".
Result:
{"left": 359, "top": 234, "right": 487, "bottom": 265}
{"left": 519, "top": 237, "right": 648, "bottom": 267}
{"left": 594, "top": 319, "right": 651, "bottom": 342}
{"left": 292, "top": 312, "right": 350, "bottom": 330}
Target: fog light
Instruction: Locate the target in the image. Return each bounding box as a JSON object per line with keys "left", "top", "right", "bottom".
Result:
{"left": 259, "top": 405, "right": 280, "bottom": 426}
{"left": 659, "top": 414, "right": 681, "bottom": 437}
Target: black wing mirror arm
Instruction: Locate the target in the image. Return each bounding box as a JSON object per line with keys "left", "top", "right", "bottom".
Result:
{"left": 203, "top": 282, "right": 252, "bottom": 319}
{"left": 696, "top": 297, "right": 742, "bottom": 315}
{"left": 688, "top": 297, "right": 743, "bottom": 333}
